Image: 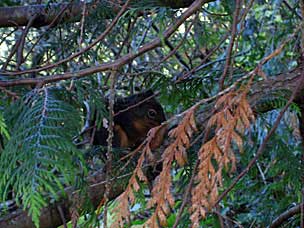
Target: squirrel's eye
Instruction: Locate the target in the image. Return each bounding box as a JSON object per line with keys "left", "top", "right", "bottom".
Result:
{"left": 147, "top": 109, "right": 157, "bottom": 119}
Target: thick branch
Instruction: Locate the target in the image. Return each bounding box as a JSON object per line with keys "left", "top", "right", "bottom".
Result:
{"left": 0, "top": 0, "right": 215, "bottom": 28}
{"left": 0, "top": 2, "right": 87, "bottom": 28}
{"left": 269, "top": 203, "right": 303, "bottom": 228}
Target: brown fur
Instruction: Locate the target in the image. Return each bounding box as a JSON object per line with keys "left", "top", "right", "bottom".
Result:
{"left": 93, "top": 90, "right": 166, "bottom": 149}
{"left": 114, "top": 125, "right": 129, "bottom": 148}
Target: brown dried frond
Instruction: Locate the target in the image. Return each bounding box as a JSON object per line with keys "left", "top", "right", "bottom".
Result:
{"left": 190, "top": 138, "right": 221, "bottom": 227}
{"left": 111, "top": 152, "right": 147, "bottom": 228}
{"left": 111, "top": 127, "right": 163, "bottom": 228}
{"left": 146, "top": 107, "right": 198, "bottom": 227}
{"left": 70, "top": 206, "right": 80, "bottom": 228}
{"left": 146, "top": 148, "right": 174, "bottom": 227}
{"left": 168, "top": 107, "right": 197, "bottom": 166}
{"left": 190, "top": 89, "right": 255, "bottom": 227}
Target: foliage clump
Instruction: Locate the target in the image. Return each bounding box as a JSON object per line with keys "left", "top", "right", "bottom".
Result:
{"left": 0, "top": 88, "right": 84, "bottom": 227}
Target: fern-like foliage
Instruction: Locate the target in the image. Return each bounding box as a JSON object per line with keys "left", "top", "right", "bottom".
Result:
{"left": 0, "top": 88, "right": 85, "bottom": 227}
{"left": 256, "top": 93, "right": 301, "bottom": 115}
{"left": 0, "top": 112, "right": 9, "bottom": 140}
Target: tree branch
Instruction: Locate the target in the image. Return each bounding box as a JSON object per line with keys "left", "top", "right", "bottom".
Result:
{"left": 269, "top": 203, "right": 303, "bottom": 228}
{"left": 0, "top": 2, "right": 86, "bottom": 28}
{"left": 0, "top": 0, "right": 216, "bottom": 28}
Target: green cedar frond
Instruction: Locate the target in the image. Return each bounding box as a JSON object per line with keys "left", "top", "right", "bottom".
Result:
{"left": 73, "top": 79, "right": 108, "bottom": 128}
{"left": 0, "top": 88, "right": 85, "bottom": 227}
{"left": 0, "top": 112, "right": 9, "bottom": 139}
{"left": 256, "top": 94, "right": 301, "bottom": 115}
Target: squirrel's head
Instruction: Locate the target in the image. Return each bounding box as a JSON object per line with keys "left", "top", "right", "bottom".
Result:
{"left": 114, "top": 90, "right": 166, "bottom": 148}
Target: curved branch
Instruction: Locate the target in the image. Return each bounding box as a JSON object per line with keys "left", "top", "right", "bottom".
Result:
{"left": 0, "top": 0, "right": 216, "bottom": 28}
{"left": 269, "top": 203, "right": 303, "bottom": 228}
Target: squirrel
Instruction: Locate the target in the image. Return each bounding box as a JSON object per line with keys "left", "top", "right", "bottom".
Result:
{"left": 92, "top": 90, "right": 166, "bottom": 150}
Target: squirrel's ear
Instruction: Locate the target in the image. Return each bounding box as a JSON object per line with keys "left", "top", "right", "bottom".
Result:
{"left": 114, "top": 90, "right": 155, "bottom": 110}
{"left": 134, "top": 89, "right": 154, "bottom": 102}
{"left": 142, "top": 89, "right": 154, "bottom": 97}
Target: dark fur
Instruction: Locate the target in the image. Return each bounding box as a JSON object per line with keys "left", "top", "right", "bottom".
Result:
{"left": 93, "top": 90, "right": 166, "bottom": 148}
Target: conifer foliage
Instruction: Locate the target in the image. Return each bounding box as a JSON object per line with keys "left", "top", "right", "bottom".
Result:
{"left": 0, "top": 113, "right": 9, "bottom": 140}
{"left": 146, "top": 108, "right": 197, "bottom": 227}
{"left": 0, "top": 88, "right": 84, "bottom": 227}
{"left": 191, "top": 87, "right": 255, "bottom": 227}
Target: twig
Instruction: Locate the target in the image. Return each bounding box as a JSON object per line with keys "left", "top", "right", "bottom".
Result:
{"left": 114, "top": 91, "right": 159, "bottom": 117}
{"left": 219, "top": 0, "right": 241, "bottom": 90}
{"left": 176, "top": 0, "right": 254, "bottom": 85}
{"left": 216, "top": 205, "right": 225, "bottom": 228}
{"left": 115, "top": 17, "right": 138, "bottom": 58}
{"left": 260, "top": 23, "right": 302, "bottom": 65}
{"left": 300, "top": 189, "right": 304, "bottom": 228}
{"left": 23, "top": 2, "right": 71, "bottom": 64}
{"left": 255, "top": 159, "right": 267, "bottom": 185}
{"left": 16, "top": 15, "right": 37, "bottom": 69}
{"left": 152, "top": 22, "right": 190, "bottom": 71}
{"left": 0, "top": 28, "right": 18, "bottom": 47}
{"left": 136, "top": 17, "right": 152, "bottom": 48}
{"left": 175, "top": 32, "right": 229, "bottom": 83}
{"left": 78, "top": 2, "right": 87, "bottom": 46}
{"left": 57, "top": 205, "right": 67, "bottom": 228}
{"left": 0, "top": 86, "right": 19, "bottom": 99}
{"left": 103, "top": 70, "right": 117, "bottom": 228}
{"left": 283, "top": 0, "right": 302, "bottom": 19}
{"left": 176, "top": 49, "right": 249, "bottom": 83}
{"left": 213, "top": 210, "right": 244, "bottom": 228}
{"left": 202, "top": 8, "right": 229, "bottom": 17}
{"left": 239, "top": 0, "right": 255, "bottom": 28}
{"left": 300, "top": 0, "right": 304, "bottom": 62}
{"left": 2, "top": 15, "right": 36, "bottom": 70}
{"left": 298, "top": 3, "right": 304, "bottom": 227}
{"left": 158, "top": 13, "right": 196, "bottom": 65}
{"left": 249, "top": 219, "right": 257, "bottom": 228}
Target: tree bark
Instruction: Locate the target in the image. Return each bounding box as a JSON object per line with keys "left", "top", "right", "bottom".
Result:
{"left": 0, "top": 2, "right": 85, "bottom": 28}
{"left": 269, "top": 203, "right": 303, "bottom": 228}
{"left": 0, "top": 0, "right": 215, "bottom": 28}
{"left": 0, "top": 64, "right": 304, "bottom": 228}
